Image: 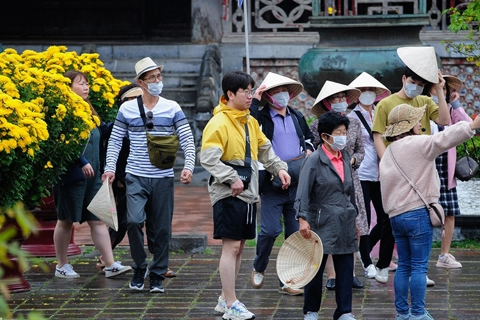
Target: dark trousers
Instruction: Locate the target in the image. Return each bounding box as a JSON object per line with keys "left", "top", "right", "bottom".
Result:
{"left": 304, "top": 253, "right": 354, "bottom": 320}
{"left": 361, "top": 180, "right": 395, "bottom": 269}
{"left": 253, "top": 183, "right": 298, "bottom": 286}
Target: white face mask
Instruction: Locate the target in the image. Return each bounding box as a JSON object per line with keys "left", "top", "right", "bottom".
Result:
{"left": 431, "top": 95, "right": 439, "bottom": 104}
{"left": 270, "top": 91, "right": 290, "bottom": 109}
{"left": 331, "top": 101, "right": 348, "bottom": 113}
{"left": 324, "top": 134, "right": 347, "bottom": 151}
{"left": 358, "top": 91, "right": 376, "bottom": 106}
{"left": 145, "top": 81, "right": 163, "bottom": 96}
{"left": 404, "top": 82, "right": 423, "bottom": 99}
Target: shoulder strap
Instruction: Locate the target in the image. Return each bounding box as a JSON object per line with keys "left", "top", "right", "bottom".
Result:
{"left": 136, "top": 96, "right": 147, "bottom": 128}
{"left": 354, "top": 110, "right": 373, "bottom": 141}
{"left": 290, "top": 112, "right": 307, "bottom": 152}
{"left": 388, "top": 146, "right": 430, "bottom": 207}
{"left": 244, "top": 123, "right": 251, "bottom": 166}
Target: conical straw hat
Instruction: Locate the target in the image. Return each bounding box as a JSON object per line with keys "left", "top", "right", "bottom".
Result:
{"left": 87, "top": 178, "right": 119, "bottom": 231}
{"left": 259, "top": 72, "right": 304, "bottom": 105}
{"left": 397, "top": 46, "right": 439, "bottom": 84}
{"left": 311, "top": 81, "right": 361, "bottom": 116}
{"left": 443, "top": 75, "right": 463, "bottom": 93}
{"left": 276, "top": 230, "right": 323, "bottom": 289}
{"left": 348, "top": 72, "right": 391, "bottom": 97}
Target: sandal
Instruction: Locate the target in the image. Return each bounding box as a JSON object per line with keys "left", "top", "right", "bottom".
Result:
{"left": 163, "top": 268, "right": 177, "bottom": 278}
{"left": 96, "top": 256, "right": 106, "bottom": 274}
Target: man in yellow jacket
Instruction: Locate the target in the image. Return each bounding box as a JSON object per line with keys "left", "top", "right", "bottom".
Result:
{"left": 200, "top": 70, "right": 290, "bottom": 320}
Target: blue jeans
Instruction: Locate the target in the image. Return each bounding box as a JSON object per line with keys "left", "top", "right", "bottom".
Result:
{"left": 390, "top": 207, "right": 433, "bottom": 318}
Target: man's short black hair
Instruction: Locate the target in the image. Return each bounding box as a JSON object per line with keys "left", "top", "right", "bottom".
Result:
{"left": 316, "top": 111, "right": 350, "bottom": 144}
{"left": 221, "top": 71, "right": 255, "bottom": 101}
{"left": 404, "top": 66, "right": 428, "bottom": 85}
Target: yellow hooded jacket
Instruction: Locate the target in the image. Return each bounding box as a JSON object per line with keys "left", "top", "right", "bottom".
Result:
{"left": 200, "top": 96, "right": 287, "bottom": 206}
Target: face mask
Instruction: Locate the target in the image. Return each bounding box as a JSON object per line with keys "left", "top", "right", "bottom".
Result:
{"left": 269, "top": 91, "right": 290, "bottom": 109}
{"left": 331, "top": 101, "right": 348, "bottom": 113}
{"left": 358, "top": 91, "right": 376, "bottom": 106}
{"left": 431, "top": 95, "right": 439, "bottom": 104}
{"left": 404, "top": 82, "right": 423, "bottom": 99}
{"left": 145, "top": 81, "right": 163, "bottom": 96}
{"left": 324, "top": 134, "right": 347, "bottom": 151}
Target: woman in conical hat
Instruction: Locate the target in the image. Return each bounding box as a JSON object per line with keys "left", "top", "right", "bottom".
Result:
{"left": 347, "top": 72, "right": 395, "bottom": 280}
{"left": 422, "top": 74, "right": 470, "bottom": 270}
{"left": 309, "top": 81, "right": 367, "bottom": 292}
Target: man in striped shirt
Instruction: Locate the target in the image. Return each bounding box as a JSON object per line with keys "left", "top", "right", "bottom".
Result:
{"left": 103, "top": 57, "right": 195, "bottom": 293}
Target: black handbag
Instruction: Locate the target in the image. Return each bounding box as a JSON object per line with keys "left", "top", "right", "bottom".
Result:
{"left": 455, "top": 139, "right": 479, "bottom": 181}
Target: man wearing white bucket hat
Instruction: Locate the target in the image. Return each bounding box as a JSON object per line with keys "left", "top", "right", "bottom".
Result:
{"left": 348, "top": 72, "right": 393, "bottom": 281}
{"left": 249, "top": 72, "right": 315, "bottom": 296}
{"left": 372, "top": 46, "right": 450, "bottom": 159}
{"left": 103, "top": 57, "right": 196, "bottom": 293}
{"left": 371, "top": 46, "right": 450, "bottom": 286}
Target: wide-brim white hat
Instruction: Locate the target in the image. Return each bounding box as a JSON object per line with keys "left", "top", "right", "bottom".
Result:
{"left": 276, "top": 230, "right": 323, "bottom": 289}
{"left": 348, "top": 72, "right": 391, "bottom": 97}
{"left": 311, "top": 81, "right": 361, "bottom": 116}
{"left": 259, "top": 72, "right": 304, "bottom": 105}
{"left": 443, "top": 75, "right": 463, "bottom": 92}
{"left": 397, "top": 46, "right": 439, "bottom": 84}
{"left": 120, "top": 87, "right": 143, "bottom": 101}
{"left": 134, "top": 57, "right": 164, "bottom": 80}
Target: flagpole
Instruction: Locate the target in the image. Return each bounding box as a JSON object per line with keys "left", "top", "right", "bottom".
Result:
{"left": 242, "top": 0, "right": 251, "bottom": 74}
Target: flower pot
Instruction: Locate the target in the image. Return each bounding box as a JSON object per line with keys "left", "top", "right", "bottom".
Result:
{"left": 0, "top": 257, "right": 31, "bottom": 293}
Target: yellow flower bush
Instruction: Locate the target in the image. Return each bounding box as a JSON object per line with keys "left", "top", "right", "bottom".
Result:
{"left": 0, "top": 46, "right": 129, "bottom": 209}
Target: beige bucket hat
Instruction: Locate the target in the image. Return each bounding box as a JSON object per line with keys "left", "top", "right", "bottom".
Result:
{"left": 259, "top": 72, "right": 304, "bottom": 105}
{"left": 443, "top": 75, "right": 463, "bottom": 92}
{"left": 120, "top": 87, "right": 143, "bottom": 101}
{"left": 276, "top": 230, "right": 323, "bottom": 289}
{"left": 348, "top": 72, "right": 391, "bottom": 97}
{"left": 311, "top": 81, "right": 361, "bottom": 116}
{"left": 397, "top": 46, "right": 439, "bottom": 84}
{"left": 383, "top": 104, "right": 427, "bottom": 138}
{"left": 134, "top": 57, "right": 164, "bottom": 80}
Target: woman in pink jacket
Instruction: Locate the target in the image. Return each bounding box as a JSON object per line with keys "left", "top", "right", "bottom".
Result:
{"left": 424, "top": 75, "right": 471, "bottom": 269}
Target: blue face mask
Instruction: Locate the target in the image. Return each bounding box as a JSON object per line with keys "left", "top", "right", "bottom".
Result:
{"left": 145, "top": 81, "right": 163, "bottom": 96}
{"left": 404, "top": 82, "right": 424, "bottom": 99}
{"left": 269, "top": 91, "right": 290, "bottom": 109}
{"left": 431, "top": 95, "right": 439, "bottom": 104}
{"left": 324, "top": 134, "right": 347, "bottom": 151}
{"left": 331, "top": 101, "right": 348, "bottom": 113}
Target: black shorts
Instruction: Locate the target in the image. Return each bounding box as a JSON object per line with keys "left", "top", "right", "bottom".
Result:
{"left": 213, "top": 196, "right": 257, "bottom": 240}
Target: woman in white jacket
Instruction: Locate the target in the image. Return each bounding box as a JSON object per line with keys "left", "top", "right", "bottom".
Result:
{"left": 380, "top": 103, "right": 480, "bottom": 320}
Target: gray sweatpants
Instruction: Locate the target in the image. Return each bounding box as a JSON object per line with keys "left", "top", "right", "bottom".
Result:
{"left": 125, "top": 173, "right": 174, "bottom": 278}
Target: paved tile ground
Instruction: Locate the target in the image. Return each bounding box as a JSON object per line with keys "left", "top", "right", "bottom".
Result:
{"left": 9, "top": 246, "right": 480, "bottom": 320}
{"left": 8, "top": 184, "right": 480, "bottom": 319}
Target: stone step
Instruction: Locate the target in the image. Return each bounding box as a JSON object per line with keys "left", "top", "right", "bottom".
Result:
{"left": 104, "top": 58, "right": 203, "bottom": 77}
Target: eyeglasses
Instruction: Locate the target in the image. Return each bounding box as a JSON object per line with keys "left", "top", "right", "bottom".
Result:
{"left": 146, "top": 111, "right": 154, "bottom": 129}
{"left": 144, "top": 74, "right": 163, "bottom": 83}
{"left": 330, "top": 93, "right": 347, "bottom": 102}
{"left": 237, "top": 88, "right": 256, "bottom": 98}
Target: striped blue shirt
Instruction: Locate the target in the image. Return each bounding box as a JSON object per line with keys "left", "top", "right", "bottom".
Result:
{"left": 105, "top": 96, "right": 195, "bottom": 178}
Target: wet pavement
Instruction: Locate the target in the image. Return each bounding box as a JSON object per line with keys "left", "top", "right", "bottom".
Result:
{"left": 8, "top": 184, "right": 480, "bottom": 320}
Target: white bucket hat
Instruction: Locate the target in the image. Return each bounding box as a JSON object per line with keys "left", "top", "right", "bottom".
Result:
{"left": 348, "top": 72, "right": 391, "bottom": 98}
{"left": 259, "top": 72, "right": 304, "bottom": 105}
{"left": 311, "top": 81, "right": 361, "bottom": 116}
{"left": 134, "top": 57, "right": 164, "bottom": 80}
{"left": 120, "top": 87, "right": 143, "bottom": 101}
{"left": 276, "top": 230, "right": 323, "bottom": 289}
{"left": 397, "top": 46, "right": 439, "bottom": 84}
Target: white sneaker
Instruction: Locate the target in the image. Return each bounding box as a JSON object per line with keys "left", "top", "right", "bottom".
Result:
{"left": 426, "top": 275, "right": 435, "bottom": 287}
{"left": 55, "top": 264, "right": 80, "bottom": 278}
{"left": 338, "top": 313, "right": 357, "bottom": 320}
{"left": 222, "top": 300, "right": 255, "bottom": 320}
{"left": 214, "top": 296, "right": 227, "bottom": 313}
{"left": 105, "top": 261, "right": 132, "bottom": 278}
{"left": 304, "top": 311, "right": 318, "bottom": 320}
{"left": 250, "top": 269, "right": 264, "bottom": 289}
{"left": 436, "top": 253, "right": 462, "bottom": 269}
{"left": 365, "top": 264, "right": 377, "bottom": 279}
{"left": 375, "top": 267, "right": 389, "bottom": 284}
